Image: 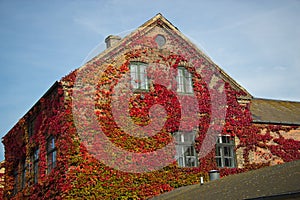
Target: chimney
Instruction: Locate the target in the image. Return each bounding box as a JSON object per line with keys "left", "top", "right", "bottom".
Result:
{"left": 105, "top": 35, "right": 121, "bottom": 48}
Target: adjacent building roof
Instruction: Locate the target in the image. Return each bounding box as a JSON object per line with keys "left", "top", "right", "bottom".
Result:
{"left": 151, "top": 160, "right": 300, "bottom": 200}
{"left": 251, "top": 98, "right": 300, "bottom": 125}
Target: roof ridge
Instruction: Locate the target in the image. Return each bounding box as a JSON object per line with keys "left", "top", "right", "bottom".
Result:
{"left": 138, "top": 13, "right": 179, "bottom": 31}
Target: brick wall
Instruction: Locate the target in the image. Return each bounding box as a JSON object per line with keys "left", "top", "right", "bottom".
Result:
{"left": 235, "top": 124, "right": 300, "bottom": 168}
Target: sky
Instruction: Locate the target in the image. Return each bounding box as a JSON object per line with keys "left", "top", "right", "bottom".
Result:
{"left": 0, "top": 0, "right": 300, "bottom": 161}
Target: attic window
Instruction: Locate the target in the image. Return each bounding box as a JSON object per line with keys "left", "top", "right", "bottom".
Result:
{"left": 155, "top": 34, "right": 166, "bottom": 48}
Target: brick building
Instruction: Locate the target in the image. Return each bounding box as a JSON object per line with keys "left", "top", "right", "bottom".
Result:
{"left": 2, "top": 14, "right": 300, "bottom": 199}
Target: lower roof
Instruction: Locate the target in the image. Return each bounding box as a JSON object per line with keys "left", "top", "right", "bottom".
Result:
{"left": 151, "top": 160, "right": 300, "bottom": 200}
{"left": 250, "top": 98, "right": 300, "bottom": 125}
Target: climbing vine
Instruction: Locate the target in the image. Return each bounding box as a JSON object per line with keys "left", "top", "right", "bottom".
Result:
{"left": 2, "top": 23, "right": 300, "bottom": 200}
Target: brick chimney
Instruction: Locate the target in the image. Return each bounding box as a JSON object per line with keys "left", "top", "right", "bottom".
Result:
{"left": 105, "top": 35, "right": 121, "bottom": 48}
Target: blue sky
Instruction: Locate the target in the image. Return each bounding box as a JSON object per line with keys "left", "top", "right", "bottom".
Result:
{"left": 0, "top": 0, "right": 300, "bottom": 160}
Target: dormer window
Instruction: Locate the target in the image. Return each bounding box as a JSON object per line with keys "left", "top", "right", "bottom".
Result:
{"left": 176, "top": 67, "right": 193, "bottom": 94}
{"left": 130, "top": 62, "right": 149, "bottom": 90}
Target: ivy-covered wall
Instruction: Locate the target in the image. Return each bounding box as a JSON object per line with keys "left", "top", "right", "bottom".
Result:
{"left": 2, "top": 16, "right": 300, "bottom": 200}
{"left": 239, "top": 124, "right": 300, "bottom": 166}
{"left": 3, "top": 51, "right": 299, "bottom": 199}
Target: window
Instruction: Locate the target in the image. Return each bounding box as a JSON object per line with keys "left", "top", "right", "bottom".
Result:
{"left": 47, "top": 136, "right": 57, "bottom": 173}
{"left": 21, "top": 160, "right": 26, "bottom": 190}
{"left": 28, "top": 117, "right": 36, "bottom": 137}
{"left": 176, "top": 67, "right": 193, "bottom": 93}
{"left": 215, "top": 135, "right": 236, "bottom": 168}
{"left": 130, "top": 62, "right": 149, "bottom": 90}
{"left": 32, "top": 148, "right": 39, "bottom": 184}
{"left": 174, "top": 131, "right": 198, "bottom": 167}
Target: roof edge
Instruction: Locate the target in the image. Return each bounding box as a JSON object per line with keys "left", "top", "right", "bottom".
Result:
{"left": 252, "top": 120, "right": 300, "bottom": 126}
{"left": 139, "top": 13, "right": 179, "bottom": 31}
{"left": 2, "top": 81, "right": 60, "bottom": 140}
{"left": 252, "top": 97, "right": 300, "bottom": 104}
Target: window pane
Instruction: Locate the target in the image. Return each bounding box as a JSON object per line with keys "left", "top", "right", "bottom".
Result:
{"left": 34, "top": 148, "right": 39, "bottom": 161}
{"left": 216, "top": 146, "right": 221, "bottom": 156}
{"left": 224, "top": 146, "right": 231, "bottom": 156}
{"left": 47, "top": 136, "right": 57, "bottom": 173}
{"left": 175, "top": 145, "right": 184, "bottom": 157}
{"left": 178, "top": 157, "right": 184, "bottom": 167}
{"left": 28, "top": 118, "right": 35, "bottom": 137}
{"left": 48, "top": 153, "right": 53, "bottom": 167}
{"left": 139, "top": 64, "right": 148, "bottom": 90}
{"left": 177, "top": 68, "right": 193, "bottom": 93}
{"left": 174, "top": 133, "right": 181, "bottom": 143}
{"left": 224, "top": 158, "right": 231, "bottom": 167}
{"left": 185, "top": 156, "right": 196, "bottom": 167}
{"left": 53, "top": 151, "right": 57, "bottom": 167}
{"left": 21, "top": 161, "right": 26, "bottom": 189}
{"left": 191, "top": 132, "right": 195, "bottom": 141}
{"left": 47, "top": 137, "right": 55, "bottom": 151}
{"left": 130, "top": 63, "right": 148, "bottom": 90}
{"left": 184, "top": 70, "right": 193, "bottom": 93}
{"left": 222, "top": 136, "right": 230, "bottom": 144}
{"left": 34, "top": 162, "right": 38, "bottom": 184}
{"left": 185, "top": 146, "right": 196, "bottom": 156}
{"left": 130, "top": 64, "right": 138, "bottom": 89}
{"left": 216, "top": 158, "right": 222, "bottom": 167}
{"left": 52, "top": 137, "right": 55, "bottom": 148}
{"left": 177, "top": 69, "right": 184, "bottom": 92}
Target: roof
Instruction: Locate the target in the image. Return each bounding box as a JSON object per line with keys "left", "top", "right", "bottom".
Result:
{"left": 151, "top": 160, "right": 300, "bottom": 200}
{"left": 251, "top": 98, "right": 300, "bottom": 125}
{"left": 2, "top": 81, "right": 59, "bottom": 141}
{"left": 142, "top": 14, "right": 252, "bottom": 99}
{"left": 81, "top": 13, "right": 252, "bottom": 99}
{"left": 4, "top": 13, "right": 254, "bottom": 140}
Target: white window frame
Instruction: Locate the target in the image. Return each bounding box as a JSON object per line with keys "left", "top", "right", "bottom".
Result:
{"left": 215, "top": 135, "right": 236, "bottom": 168}
{"left": 174, "top": 131, "right": 198, "bottom": 167}
{"left": 130, "top": 62, "right": 149, "bottom": 90}
{"left": 176, "top": 67, "right": 193, "bottom": 94}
